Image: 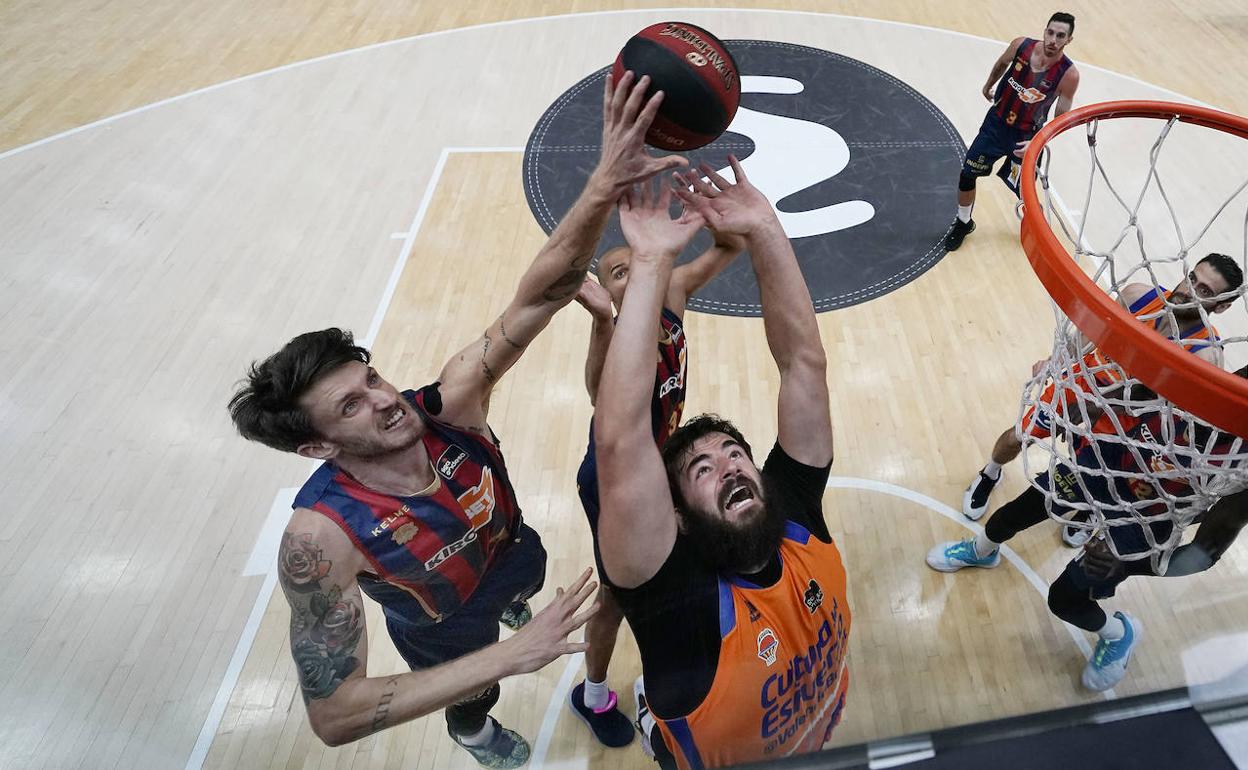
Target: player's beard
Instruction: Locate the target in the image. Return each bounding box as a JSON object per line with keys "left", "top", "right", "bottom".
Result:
{"left": 679, "top": 474, "right": 787, "bottom": 575}
{"left": 336, "top": 424, "right": 423, "bottom": 460}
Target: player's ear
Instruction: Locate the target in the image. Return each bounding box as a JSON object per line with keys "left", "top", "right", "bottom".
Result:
{"left": 297, "top": 439, "right": 338, "bottom": 461}
{"left": 1212, "top": 299, "right": 1234, "bottom": 314}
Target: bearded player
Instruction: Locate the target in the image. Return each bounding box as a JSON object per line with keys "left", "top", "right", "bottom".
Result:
{"left": 945, "top": 12, "right": 1080, "bottom": 251}
{"left": 594, "top": 160, "right": 849, "bottom": 769}
{"left": 961, "top": 253, "right": 1243, "bottom": 547}
{"left": 566, "top": 233, "right": 743, "bottom": 746}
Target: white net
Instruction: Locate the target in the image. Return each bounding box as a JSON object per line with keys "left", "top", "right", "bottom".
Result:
{"left": 1018, "top": 106, "right": 1248, "bottom": 574}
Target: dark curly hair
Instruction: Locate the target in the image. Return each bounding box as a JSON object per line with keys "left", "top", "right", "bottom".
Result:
{"left": 660, "top": 414, "right": 753, "bottom": 510}
{"left": 228, "top": 328, "right": 371, "bottom": 452}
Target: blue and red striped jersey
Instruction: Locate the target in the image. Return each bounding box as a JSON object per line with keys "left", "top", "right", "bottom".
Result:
{"left": 293, "top": 386, "right": 523, "bottom": 626}
{"left": 992, "top": 38, "right": 1073, "bottom": 133}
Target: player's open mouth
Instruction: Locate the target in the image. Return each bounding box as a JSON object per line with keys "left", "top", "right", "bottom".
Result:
{"left": 382, "top": 406, "right": 404, "bottom": 431}
{"left": 724, "top": 483, "right": 756, "bottom": 513}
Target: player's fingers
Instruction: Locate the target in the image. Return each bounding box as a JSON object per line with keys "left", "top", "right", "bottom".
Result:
{"left": 688, "top": 172, "right": 717, "bottom": 198}
{"left": 563, "top": 567, "right": 595, "bottom": 602}
{"left": 634, "top": 88, "right": 665, "bottom": 133}
{"left": 564, "top": 641, "right": 592, "bottom": 655}
{"left": 611, "top": 70, "right": 636, "bottom": 120}
{"left": 656, "top": 178, "right": 674, "bottom": 209}
{"left": 700, "top": 162, "right": 732, "bottom": 191}
{"left": 649, "top": 154, "right": 687, "bottom": 177}
{"left": 622, "top": 75, "right": 652, "bottom": 124}
{"left": 727, "top": 154, "right": 748, "bottom": 183}
{"left": 568, "top": 602, "right": 601, "bottom": 630}
{"left": 603, "top": 73, "right": 614, "bottom": 119}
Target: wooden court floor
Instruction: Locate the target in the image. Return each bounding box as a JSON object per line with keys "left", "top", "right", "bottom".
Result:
{"left": 2, "top": 3, "right": 1248, "bottom": 769}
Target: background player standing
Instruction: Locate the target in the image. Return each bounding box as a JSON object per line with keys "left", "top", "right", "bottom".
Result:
{"left": 945, "top": 12, "right": 1080, "bottom": 251}
{"left": 567, "top": 234, "right": 743, "bottom": 746}
{"left": 227, "top": 71, "right": 682, "bottom": 768}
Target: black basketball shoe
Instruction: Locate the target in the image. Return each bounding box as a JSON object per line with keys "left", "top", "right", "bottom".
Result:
{"left": 944, "top": 218, "right": 976, "bottom": 251}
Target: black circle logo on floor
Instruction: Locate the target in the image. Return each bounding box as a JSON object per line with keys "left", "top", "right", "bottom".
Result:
{"left": 523, "top": 40, "right": 966, "bottom": 316}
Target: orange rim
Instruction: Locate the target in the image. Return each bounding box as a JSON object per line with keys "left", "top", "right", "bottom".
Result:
{"left": 1019, "top": 100, "right": 1248, "bottom": 438}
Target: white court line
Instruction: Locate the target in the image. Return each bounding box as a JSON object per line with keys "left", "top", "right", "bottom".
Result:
{"left": 0, "top": 8, "right": 1218, "bottom": 164}
{"left": 529, "top": 476, "right": 1114, "bottom": 768}
{"left": 184, "top": 146, "right": 521, "bottom": 770}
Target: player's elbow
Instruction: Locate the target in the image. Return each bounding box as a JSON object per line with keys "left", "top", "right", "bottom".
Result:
{"left": 306, "top": 697, "right": 358, "bottom": 747}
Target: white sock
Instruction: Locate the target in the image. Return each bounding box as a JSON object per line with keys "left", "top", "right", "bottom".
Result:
{"left": 983, "top": 461, "right": 1002, "bottom": 479}
{"left": 457, "top": 718, "right": 497, "bottom": 747}
{"left": 583, "top": 677, "right": 610, "bottom": 710}
{"left": 957, "top": 204, "right": 973, "bottom": 223}
{"left": 974, "top": 532, "right": 999, "bottom": 558}
{"left": 1097, "top": 615, "right": 1125, "bottom": 641}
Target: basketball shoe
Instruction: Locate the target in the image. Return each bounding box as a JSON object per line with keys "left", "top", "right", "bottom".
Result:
{"left": 944, "top": 218, "right": 976, "bottom": 251}
{"left": 1082, "top": 611, "right": 1142, "bottom": 691}
{"left": 448, "top": 716, "right": 531, "bottom": 769}
{"left": 499, "top": 600, "right": 532, "bottom": 631}
{"left": 962, "top": 466, "right": 1000, "bottom": 520}
{"left": 926, "top": 538, "right": 1000, "bottom": 572}
{"left": 568, "top": 682, "right": 635, "bottom": 747}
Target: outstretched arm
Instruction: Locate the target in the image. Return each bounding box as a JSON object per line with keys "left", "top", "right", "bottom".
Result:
{"left": 281, "top": 510, "right": 598, "bottom": 746}
{"left": 436, "top": 72, "right": 685, "bottom": 430}
{"left": 666, "top": 227, "right": 745, "bottom": 317}
{"left": 1166, "top": 488, "right": 1248, "bottom": 576}
{"left": 678, "top": 158, "right": 832, "bottom": 467}
{"left": 596, "top": 180, "right": 703, "bottom": 588}
{"left": 574, "top": 277, "right": 615, "bottom": 404}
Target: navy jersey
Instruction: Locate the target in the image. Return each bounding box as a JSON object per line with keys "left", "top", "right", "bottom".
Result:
{"left": 992, "top": 38, "right": 1073, "bottom": 133}
{"left": 293, "top": 386, "right": 523, "bottom": 627}
{"left": 1045, "top": 411, "right": 1236, "bottom": 557}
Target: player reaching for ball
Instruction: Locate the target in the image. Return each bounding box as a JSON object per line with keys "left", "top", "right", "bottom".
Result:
{"left": 226, "top": 70, "right": 683, "bottom": 768}
{"left": 565, "top": 230, "right": 744, "bottom": 746}
{"left": 593, "top": 159, "right": 850, "bottom": 769}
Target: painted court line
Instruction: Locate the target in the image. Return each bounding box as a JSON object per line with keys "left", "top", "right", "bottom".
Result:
{"left": 185, "top": 146, "right": 523, "bottom": 770}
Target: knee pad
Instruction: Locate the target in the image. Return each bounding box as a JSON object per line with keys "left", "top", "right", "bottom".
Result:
{"left": 958, "top": 172, "right": 979, "bottom": 192}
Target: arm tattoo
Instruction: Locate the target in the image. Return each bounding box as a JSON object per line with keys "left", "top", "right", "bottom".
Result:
{"left": 370, "top": 676, "right": 401, "bottom": 733}
{"left": 542, "top": 268, "right": 587, "bottom": 302}
{"left": 280, "top": 533, "right": 364, "bottom": 702}
{"left": 497, "top": 312, "right": 524, "bottom": 350}
{"left": 480, "top": 332, "right": 498, "bottom": 383}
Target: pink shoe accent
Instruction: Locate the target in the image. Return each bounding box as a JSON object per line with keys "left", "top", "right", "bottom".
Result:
{"left": 591, "top": 690, "right": 618, "bottom": 714}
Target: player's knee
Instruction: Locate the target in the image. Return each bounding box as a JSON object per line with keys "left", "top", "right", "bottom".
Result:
{"left": 1047, "top": 575, "right": 1078, "bottom": 619}
{"left": 958, "top": 172, "right": 979, "bottom": 192}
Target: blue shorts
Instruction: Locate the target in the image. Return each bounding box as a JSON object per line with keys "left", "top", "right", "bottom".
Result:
{"left": 963, "top": 109, "right": 1032, "bottom": 189}
{"left": 575, "top": 442, "right": 608, "bottom": 576}
{"left": 385, "top": 523, "right": 547, "bottom": 670}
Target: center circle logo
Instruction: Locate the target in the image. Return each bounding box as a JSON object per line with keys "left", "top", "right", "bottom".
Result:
{"left": 523, "top": 40, "right": 966, "bottom": 316}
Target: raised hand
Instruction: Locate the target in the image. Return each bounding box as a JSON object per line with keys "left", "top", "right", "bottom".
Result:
{"left": 504, "top": 568, "right": 600, "bottom": 676}
{"left": 574, "top": 276, "right": 614, "bottom": 321}
{"left": 592, "top": 72, "right": 688, "bottom": 194}
{"left": 618, "top": 177, "right": 704, "bottom": 260}
{"left": 674, "top": 155, "right": 778, "bottom": 238}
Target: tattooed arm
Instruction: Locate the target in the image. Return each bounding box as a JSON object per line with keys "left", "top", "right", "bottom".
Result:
{"left": 435, "top": 71, "right": 685, "bottom": 431}
{"left": 280, "top": 509, "right": 599, "bottom": 746}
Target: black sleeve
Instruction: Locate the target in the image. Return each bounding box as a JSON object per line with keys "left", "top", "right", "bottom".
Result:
{"left": 608, "top": 535, "right": 721, "bottom": 719}
{"left": 762, "top": 442, "right": 833, "bottom": 543}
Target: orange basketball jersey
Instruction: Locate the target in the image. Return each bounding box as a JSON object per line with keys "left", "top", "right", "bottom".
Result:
{"left": 652, "top": 521, "right": 851, "bottom": 769}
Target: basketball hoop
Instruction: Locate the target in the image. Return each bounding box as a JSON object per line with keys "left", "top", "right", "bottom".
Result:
{"left": 1016, "top": 100, "right": 1248, "bottom": 570}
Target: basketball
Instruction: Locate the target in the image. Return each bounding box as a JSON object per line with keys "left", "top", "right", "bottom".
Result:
{"left": 612, "top": 22, "right": 740, "bottom": 150}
